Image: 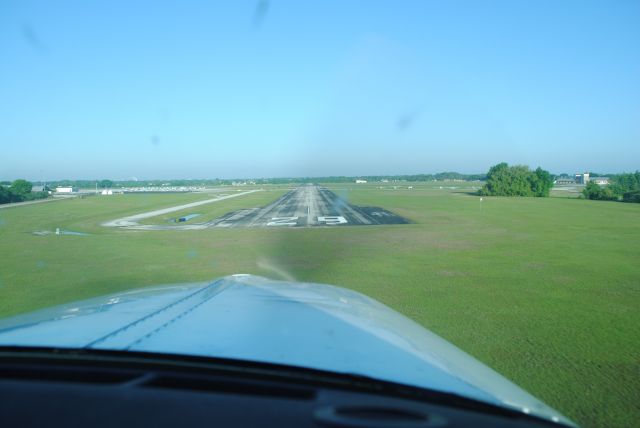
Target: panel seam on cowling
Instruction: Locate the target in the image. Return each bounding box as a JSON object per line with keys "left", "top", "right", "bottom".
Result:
{"left": 84, "top": 279, "right": 228, "bottom": 348}
{"left": 122, "top": 282, "right": 228, "bottom": 349}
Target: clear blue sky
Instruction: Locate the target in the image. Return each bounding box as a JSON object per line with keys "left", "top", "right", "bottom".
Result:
{"left": 1, "top": 0, "right": 639, "bottom": 180}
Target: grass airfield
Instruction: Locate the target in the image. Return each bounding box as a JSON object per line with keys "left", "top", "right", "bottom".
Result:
{"left": 0, "top": 181, "right": 638, "bottom": 428}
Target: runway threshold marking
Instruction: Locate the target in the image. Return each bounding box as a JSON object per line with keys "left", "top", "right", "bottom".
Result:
{"left": 267, "top": 217, "right": 299, "bottom": 226}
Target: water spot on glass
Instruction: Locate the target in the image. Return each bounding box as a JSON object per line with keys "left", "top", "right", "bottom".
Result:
{"left": 187, "top": 249, "right": 198, "bottom": 259}
{"left": 396, "top": 110, "right": 421, "bottom": 132}
{"left": 36, "top": 260, "right": 46, "bottom": 269}
{"left": 21, "top": 23, "right": 48, "bottom": 54}
{"left": 252, "top": 0, "right": 269, "bottom": 29}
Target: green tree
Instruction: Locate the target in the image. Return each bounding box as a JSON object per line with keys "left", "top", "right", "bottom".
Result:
{"left": 10, "top": 179, "right": 32, "bottom": 197}
{"left": 480, "top": 163, "right": 551, "bottom": 197}
{"left": 98, "top": 179, "right": 114, "bottom": 188}
{"left": 609, "top": 172, "right": 640, "bottom": 197}
{"left": 509, "top": 165, "right": 535, "bottom": 196}
{"left": 582, "top": 181, "right": 617, "bottom": 200}
{"left": 480, "top": 162, "right": 509, "bottom": 196}
{"left": 530, "top": 167, "right": 553, "bottom": 197}
{"left": 623, "top": 191, "right": 640, "bottom": 203}
{"left": 0, "top": 185, "right": 11, "bottom": 204}
{"left": 582, "top": 181, "right": 602, "bottom": 200}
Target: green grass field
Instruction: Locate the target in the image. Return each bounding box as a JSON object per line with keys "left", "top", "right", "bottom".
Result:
{"left": 0, "top": 183, "right": 638, "bottom": 427}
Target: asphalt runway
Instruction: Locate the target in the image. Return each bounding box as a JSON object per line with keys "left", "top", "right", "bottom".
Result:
{"left": 210, "top": 184, "right": 408, "bottom": 228}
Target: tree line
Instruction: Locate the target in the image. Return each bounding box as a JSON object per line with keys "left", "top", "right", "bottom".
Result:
{"left": 582, "top": 172, "right": 640, "bottom": 203}
{"left": 8, "top": 169, "right": 637, "bottom": 204}
{"left": 479, "top": 163, "right": 553, "bottom": 197}
{"left": 0, "top": 179, "right": 49, "bottom": 204}
{"left": 39, "top": 172, "right": 487, "bottom": 188}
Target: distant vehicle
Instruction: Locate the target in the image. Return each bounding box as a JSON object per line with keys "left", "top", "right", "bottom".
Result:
{"left": 0, "top": 275, "right": 575, "bottom": 427}
{"left": 175, "top": 213, "right": 201, "bottom": 222}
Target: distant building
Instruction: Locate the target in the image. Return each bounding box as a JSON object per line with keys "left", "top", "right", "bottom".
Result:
{"left": 591, "top": 177, "right": 610, "bottom": 185}
{"left": 32, "top": 185, "right": 52, "bottom": 194}
{"left": 355, "top": 179, "right": 367, "bottom": 184}
{"left": 101, "top": 189, "right": 113, "bottom": 195}
{"left": 554, "top": 177, "right": 576, "bottom": 185}
{"left": 55, "top": 186, "right": 76, "bottom": 193}
{"left": 574, "top": 173, "right": 590, "bottom": 185}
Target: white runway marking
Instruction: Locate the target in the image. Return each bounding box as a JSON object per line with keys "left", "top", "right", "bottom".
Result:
{"left": 267, "top": 217, "right": 299, "bottom": 226}
{"left": 102, "top": 190, "right": 260, "bottom": 230}
{"left": 317, "top": 216, "right": 347, "bottom": 225}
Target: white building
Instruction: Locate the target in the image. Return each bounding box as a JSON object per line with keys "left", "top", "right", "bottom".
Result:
{"left": 554, "top": 177, "right": 576, "bottom": 185}
{"left": 355, "top": 179, "right": 367, "bottom": 184}
{"left": 55, "top": 186, "right": 76, "bottom": 193}
{"left": 574, "top": 173, "right": 590, "bottom": 185}
{"left": 591, "top": 177, "right": 610, "bottom": 185}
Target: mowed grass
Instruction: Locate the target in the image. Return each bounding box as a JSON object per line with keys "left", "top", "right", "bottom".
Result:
{"left": 3, "top": 191, "right": 214, "bottom": 235}
{"left": 0, "top": 183, "right": 638, "bottom": 428}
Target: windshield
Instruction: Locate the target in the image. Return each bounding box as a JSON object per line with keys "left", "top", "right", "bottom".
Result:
{"left": 1, "top": 2, "right": 639, "bottom": 427}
